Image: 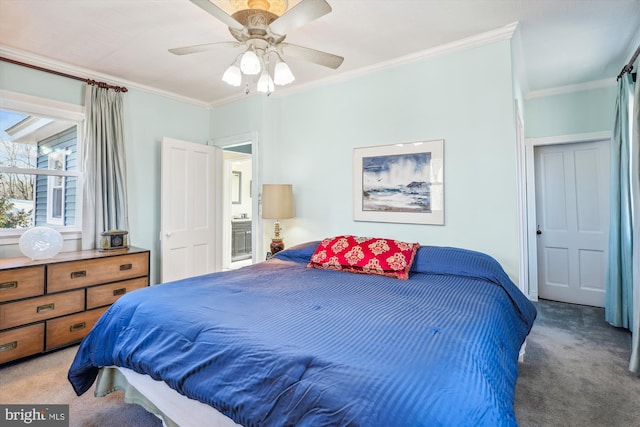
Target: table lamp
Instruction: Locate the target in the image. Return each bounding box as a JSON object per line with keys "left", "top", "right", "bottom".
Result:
{"left": 261, "top": 184, "right": 295, "bottom": 255}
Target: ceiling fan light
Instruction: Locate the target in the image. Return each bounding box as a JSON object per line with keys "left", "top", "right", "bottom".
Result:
{"left": 240, "top": 49, "right": 261, "bottom": 75}
{"left": 222, "top": 64, "right": 242, "bottom": 86}
{"left": 257, "top": 72, "right": 275, "bottom": 93}
{"left": 274, "top": 60, "right": 295, "bottom": 85}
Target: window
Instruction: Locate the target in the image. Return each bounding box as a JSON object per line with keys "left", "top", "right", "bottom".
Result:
{"left": 0, "top": 90, "right": 84, "bottom": 237}
{"left": 47, "top": 151, "right": 66, "bottom": 225}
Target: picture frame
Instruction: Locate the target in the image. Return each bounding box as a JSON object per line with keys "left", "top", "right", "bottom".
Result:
{"left": 353, "top": 140, "right": 444, "bottom": 225}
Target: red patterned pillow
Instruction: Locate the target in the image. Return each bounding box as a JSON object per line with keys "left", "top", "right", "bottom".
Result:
{"left": 307, "top": 235, "right": 419, "bottom": 280}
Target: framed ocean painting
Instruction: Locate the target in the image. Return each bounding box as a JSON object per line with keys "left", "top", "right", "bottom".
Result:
{"left": 353, "top": 140, "right": 444, "bottom": 225}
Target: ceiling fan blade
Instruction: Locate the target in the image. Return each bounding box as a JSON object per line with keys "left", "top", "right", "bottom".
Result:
{"left": 269, "top": 0, "right": 332, "bottom": 36}
{"left": 189, "top": 0, "right": 245, "bottom": 31}
{"left": 169, "top": 41, "right": 240, "bottom": 56}
{"left": 281, "top": 43, "right": 344, "bottom": 69}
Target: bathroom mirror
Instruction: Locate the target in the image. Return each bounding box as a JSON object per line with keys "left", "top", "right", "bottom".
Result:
{"left": 231, "top": 171, "right": 241, "bottom": 204}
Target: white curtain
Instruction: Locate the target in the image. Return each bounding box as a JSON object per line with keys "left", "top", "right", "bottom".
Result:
{"left": 82, "top": 84, "right": 129, "bottom": 250}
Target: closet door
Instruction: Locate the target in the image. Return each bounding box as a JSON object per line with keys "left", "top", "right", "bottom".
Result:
{"left": 535, "top": 139, "right": 610, "bottom": 307}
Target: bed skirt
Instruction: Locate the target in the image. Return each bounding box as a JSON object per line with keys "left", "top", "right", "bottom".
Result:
{"left": 95, "top": 367, "right": 241, "bottom": 427}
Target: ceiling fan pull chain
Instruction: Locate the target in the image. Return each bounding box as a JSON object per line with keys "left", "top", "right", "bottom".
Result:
{"left": 172, "top": 0, "right": 343, "bottom": 96}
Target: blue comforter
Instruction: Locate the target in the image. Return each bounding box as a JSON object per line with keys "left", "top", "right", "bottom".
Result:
{"left": 69, "top": 243, "right": 536, "bottom": 426}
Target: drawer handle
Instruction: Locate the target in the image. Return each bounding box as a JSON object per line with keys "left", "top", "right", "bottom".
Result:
{"left": 120, "top": 263, "right": 133, "bottom": 271}
{"left": 36, "top": 303, "right": 55, "bottom": 313}
{"left": 69, "top": 322, "right": 86, "bottom": 332}
{"left": 0, "top": 341, "right": 17, "bottom": 352}
{"left": 71, "top": 270, "right": 87, "bottom": 279}
{"left": 113, "top": 288, "right": 126, "bottom": 296}
{"left": 0, "top": 281, "right": 18, "bottom": 290}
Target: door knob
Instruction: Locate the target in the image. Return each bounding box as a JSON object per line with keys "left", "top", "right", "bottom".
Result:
{"left": 536, "top": 225, "right": 542, "bottom": 235}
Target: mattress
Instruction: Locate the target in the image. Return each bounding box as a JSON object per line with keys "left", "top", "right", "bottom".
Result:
{"left": 69, "top": 241, "right": 536, "bottom": 426}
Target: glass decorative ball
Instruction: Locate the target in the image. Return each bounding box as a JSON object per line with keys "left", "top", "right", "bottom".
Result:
{"left": 19, "top": 227, "right": 64, "bottom": 260}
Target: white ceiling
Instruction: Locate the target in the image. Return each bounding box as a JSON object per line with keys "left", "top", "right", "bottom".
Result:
{"left": 1, "top": 0, "right": 639, "bottom": 105}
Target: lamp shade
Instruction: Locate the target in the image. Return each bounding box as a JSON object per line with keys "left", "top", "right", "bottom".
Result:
{"left": 257, "top": 71, "right": 275, "bottom": 93}
{"left": 262, "top": 184, "right": 295, "bottom": 219}
{"left": 274, "top": 60, "right": 295, "bottom": 85}
{"left": 222, "top": 64, "right": 242, "bottom": 86}
{"left": 240, "top": 49, "right": 261, "bottom": 75}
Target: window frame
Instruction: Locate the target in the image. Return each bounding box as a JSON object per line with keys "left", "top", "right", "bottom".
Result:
{"left": 0, "top": 89, "right": 85, "bottom": 243}
{"left": 46, "top": 151, "right": 66, "bottom": 225}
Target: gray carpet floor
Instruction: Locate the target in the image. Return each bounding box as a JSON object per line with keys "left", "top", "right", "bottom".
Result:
{"left": 1, "top": 299, "right": 638, "bottom": 426}
{"left": 514, "top": 299, "right": 640, "bottom": 426}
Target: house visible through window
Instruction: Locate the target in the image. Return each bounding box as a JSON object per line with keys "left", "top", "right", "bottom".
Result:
{"left": 47, "top": 151, "right": 66, "bottom": 225}
{"left": 0, "top": 107, "right": 80, "bottom": 232}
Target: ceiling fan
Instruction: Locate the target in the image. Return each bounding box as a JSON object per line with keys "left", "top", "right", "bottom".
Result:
{"left": 169, "top": 0, "right": 344, "bottom": 93}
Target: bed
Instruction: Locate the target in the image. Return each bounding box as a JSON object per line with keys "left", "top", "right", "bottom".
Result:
{"left": 68, "top": 238, "right": 536, "bottom": 426}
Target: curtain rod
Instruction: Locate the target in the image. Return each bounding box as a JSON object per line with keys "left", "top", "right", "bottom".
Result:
{"left": 617, "top": 44, "right": 640, "bottom": 81}
{"left": 0, "top": 56, "right": 128, "bottom": 92}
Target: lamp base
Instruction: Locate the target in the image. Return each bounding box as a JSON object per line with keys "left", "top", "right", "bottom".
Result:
{"left": 270, "top": 238, "right": 285, "bottom": 255}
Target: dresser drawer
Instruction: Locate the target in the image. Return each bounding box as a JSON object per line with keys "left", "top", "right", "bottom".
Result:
{"left": 0, "top": 266, "right": 45, "bottom": 303}
{"left": 0, "top": 323, "right": 44, "bottom": 364}
{"left": 46, "top": 307, "right": 108, "bottom": 350}
{"left": 0, "top": 290, "right": 84, "bottom": 330}
{"left": 86, "top": 277, "right": 148, "bottom": 309}
{"left": 47, "top": 252, "right": 149, "bottom": 293}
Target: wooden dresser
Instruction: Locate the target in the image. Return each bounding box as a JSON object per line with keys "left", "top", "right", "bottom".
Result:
{"left": 0, "top": 247, "right": 149, "bottom": 365}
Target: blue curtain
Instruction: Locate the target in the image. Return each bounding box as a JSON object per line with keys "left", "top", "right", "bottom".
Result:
{"left": 630, "top": 76, "right": 640, "bottom": 374}
{"left": 82, "top": 84, "right": 129, "bottom": 250}
{"left": 606, "top": 73, "right": 639, "bottom": 374}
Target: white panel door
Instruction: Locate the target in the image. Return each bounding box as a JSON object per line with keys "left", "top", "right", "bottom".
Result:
{"left": 534, "top": 140, "right": 610, "bottom": 307}
{"left": 161, "top": 137, "right": 222, "bottom": 283}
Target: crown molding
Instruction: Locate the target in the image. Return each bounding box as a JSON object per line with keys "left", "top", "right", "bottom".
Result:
{"left": 0, "top": 46, "right": 211, "bottom": 108}
{"left": 2, "top": 21, "right": 519, "bottom": 110}
{"left": 257, "top": 22, "right": 521, "bottom": 102}
{"left": 353, "top": 21, "right": 519, "bottom": 77}
{"left": 525, "top": 78, "right": 615, "bottom": 100}
{"left": 209, "top": 91, "right": 260, "bottom": 108}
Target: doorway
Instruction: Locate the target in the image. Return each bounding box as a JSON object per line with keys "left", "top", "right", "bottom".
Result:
{"left": 225, "top": 144, "right": 253, "bottom": 270}
{"left": 210, "top": 132, "right": 261, "bottom": 271}
{"left": 527, "top": 134, "right": 610, "bottom": 307}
